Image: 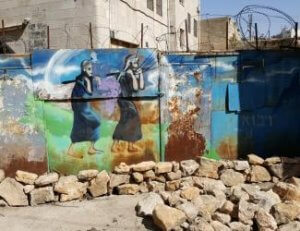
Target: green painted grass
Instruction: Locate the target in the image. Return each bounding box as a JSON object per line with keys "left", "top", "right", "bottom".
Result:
{"left": 21, "top": 95, "right": 161, "bottom": 174}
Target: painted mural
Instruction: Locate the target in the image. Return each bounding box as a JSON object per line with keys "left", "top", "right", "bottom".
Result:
{"left": 1, "top": 49, "right": 300, "bottom": 176}
{"left": 32, "top": 49, "right": 161, "bottom": 174}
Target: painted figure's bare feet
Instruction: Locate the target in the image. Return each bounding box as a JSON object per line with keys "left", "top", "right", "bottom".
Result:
{"left": 88, "top": 147, "right": 98, "bottom": 155}
{"left": 88, "top": 142, "right": 103, "bottom": 155}
{"left": 67, "top": 144, "right": 83, "bottom": 159}
{"left": 111, "top": 140, "right": 120, "bottom": 153}
{"left": 128, "top": 142, "right": 142, "bottom": 152}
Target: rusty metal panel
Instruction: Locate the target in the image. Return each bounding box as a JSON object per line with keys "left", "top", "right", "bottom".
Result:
{"left": 0, "top": 55, "right": 47, "bottom": 176}
{"left": 161, "top": 54, "right": 214, "bottom": 161}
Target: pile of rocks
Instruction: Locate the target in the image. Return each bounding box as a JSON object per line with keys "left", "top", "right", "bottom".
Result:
{"left": 135, "top": 155, "right": 300, "bottom": 231}
{"left": 0, "top": 155, "right": 300, "bottom": 231}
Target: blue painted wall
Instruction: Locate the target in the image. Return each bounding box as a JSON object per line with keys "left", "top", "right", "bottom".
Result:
{"left": 210, "top": 51, "right": 300, "bottom": 159}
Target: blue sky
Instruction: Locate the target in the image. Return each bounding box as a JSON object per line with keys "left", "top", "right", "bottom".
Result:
{"left": 201, "top": 0, "right": 300, "bottom": 36}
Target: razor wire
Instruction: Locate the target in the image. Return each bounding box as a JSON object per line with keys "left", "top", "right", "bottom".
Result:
{"left": 235, "top": 5, "right": 297, "bottom": 48}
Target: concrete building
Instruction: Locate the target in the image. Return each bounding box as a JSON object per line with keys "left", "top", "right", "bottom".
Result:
{"left": 273, "top": 26, "right": 300, "bottom": 39}
{"left": 0, "top": 0, "right": 200, "bottom": 53}
{"left": 200, "top": 17, "right": 241, "bottom": 51}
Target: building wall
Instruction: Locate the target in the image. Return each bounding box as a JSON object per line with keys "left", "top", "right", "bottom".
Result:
{"left": 169, "top": 0, "right": 199, "bottom": 51}
{"left": 200, "top": 17, "right": 241, "bottom": 51}
{"left": 0, "top": 0, "right": 199, "bottom": 52}
{"left": 109, "top": 0, "right": 169, "bottom": 50}
{"left": 0, "top": 0, "right": 109, "bottom": 51}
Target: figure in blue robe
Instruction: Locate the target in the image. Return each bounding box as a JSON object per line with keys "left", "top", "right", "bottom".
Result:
{"left": 111, "top": 55, "right": 144, "bottom": 152}
{"left": 67, "top": 60, "right": 101, "bottom": 158}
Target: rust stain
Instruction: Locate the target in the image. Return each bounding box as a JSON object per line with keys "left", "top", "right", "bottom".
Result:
{"left": 193, "top": 72, "right": 203, "bottom": 82}
{"left": 0, "top": 141, "right": 47, "bottom": 177}
{"left": 135, "top": 101, "right": 159, "bottom": 124}
{"left": 216, "top": 137, "right": 238, "bottom": 160}
{"left": 3, "top": 158, "right": 47, "bottom": 177}
{"left": 111, "top": 139, "right": 156, "bottom": 169}
{"left": 166, "top": 97, "right": 206, "bottom": 162}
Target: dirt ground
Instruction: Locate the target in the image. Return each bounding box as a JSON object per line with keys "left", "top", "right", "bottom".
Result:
{"left": 0, "top": 194, "right": 158, "bottom": 231}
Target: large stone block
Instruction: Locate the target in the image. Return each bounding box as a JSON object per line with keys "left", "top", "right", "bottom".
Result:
{"left": 166, "top": 180, "right": 181, "bottom": 191}
{"left": 272, "top": 202, "right": 300, "bottom": 225}
{"left": 250, "top": 165, "right": 271, "bottom": 182}
{"left": 136, "top": 192, "right": 164, "bottom": 216}
{"left": 132, "top": 161, "right": 156, "bottom": 172}
{"left": 54, "top": 175, "right": 88, "bottom": 202}
{"left": 0, "top": 178, "right": 28, "bottom": 206}
{"left": 268, "top": 163, "right": 300, "bottom": 179}
{"left": 211, "top": 221, "right": 231, "bottom": 231}
{"left": 255, "top": 208, "right": 277, "bottom": 230}
{"left": 148, "top": 181, "right": 165, "bottom": 192}
{"left": 180, "top": 187, "right": 200, "bottom": 201}
{"left": 117, "top": 184, "right": 139, "bottom": 195}
{"left": 113, "top": 162, "right": 131, "bottom": 174}
{"left": 233, "top": 160, "right": 250, "bottom": 171}
{"left": 220, "top": 169, "right": 245, "bottom": 187}
{"left": 247, "top": 154, "right": 264, "bottom": 165}
{"left": 166, "top": 170, "right": 182, "bottom": 181}
{"left": 30, "top": 187, "right": 55, "bottom": 206}
{"left": 88, "top": 170, "right": 110, "bottom": 197}
{"left": 132, "top": 172, "right": 144, "bottom": 183}
{"left": 177, "top": 202, "right": 198, "bottom": 220}
{"left": 153, "top": 204, "right": 186, "bottom": 231}
{"left": 273, "top": 182, "right": 300, "bottom": 202}
{"left": 77, "top": 169, "right": 99, "bottom": 181}
{"left": 196, "top": 157, "right": 221, "bottom": 179}
{"left": 193, "top": 177, "right": 226, "bottom": 192}
{"left": 109, "top": 174, "right": 130, "bottom": 188}
{"left": 15, "top": 170, "right": 38, "bottom": 185}
{"left": 35, "top": 172, "right": 59, "bottom": 186}
{"left": 155, "top": 162, "right": 173, "bottom": 174}
{"left": 180, "top": 160, "right": 199, "bottom": 176}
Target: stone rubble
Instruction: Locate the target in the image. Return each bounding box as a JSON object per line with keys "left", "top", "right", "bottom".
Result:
{"left": 153, "top": 204, "right": 186, "bottom": 231}
{"left": 77, "top": 169, "right": 99, "bottom": 181}
{"left": 35, "top": 172, "right": 59, "bottom": 186}
{"left": 15, "top": 170, "right": 38, "bottom": 185}
{"left": 30, "top": 186, "right": 55, "bottom": 206}
{"left": 136, "top": 192, "right": 164, "bottom": 216}
{"left": 0, "top": 154, "right": 299, "bottom": 230}
{"left": 0, "top": 178, "right": 28, "bottom": 206}
{"left": 88, "top": 170, "right": 110, "bottom": 197}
